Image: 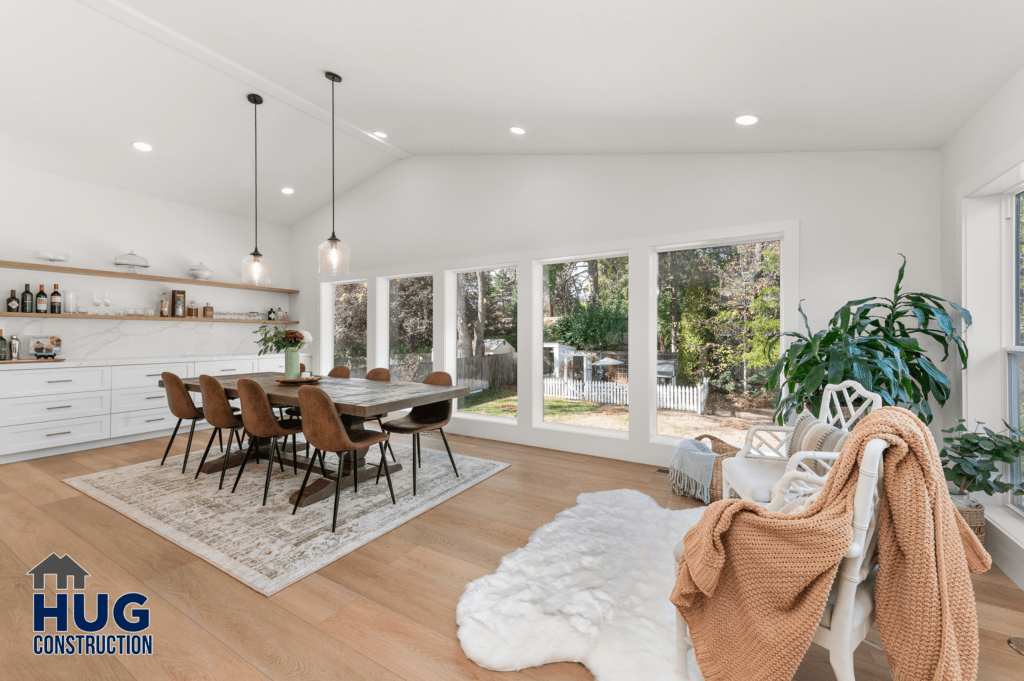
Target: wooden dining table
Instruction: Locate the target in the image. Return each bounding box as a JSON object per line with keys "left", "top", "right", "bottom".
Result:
{"left": 164, "top": 372, "right": 469, "bottom": 508}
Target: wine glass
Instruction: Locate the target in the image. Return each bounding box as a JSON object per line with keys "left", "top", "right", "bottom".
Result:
{"left": 103, "top": 293, "right": 111, "bottom": 315}
{"left": 92, "top": 292, "right": 101, "bottom": 316}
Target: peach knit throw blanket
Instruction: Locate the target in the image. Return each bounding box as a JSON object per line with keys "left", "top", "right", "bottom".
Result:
{"left": 670, "top": 407, "right": 991, "bottom": 681}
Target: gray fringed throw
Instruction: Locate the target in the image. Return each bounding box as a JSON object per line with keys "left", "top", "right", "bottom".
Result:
{"left": 669, "top": 438, "right": 718, "bottom": 504}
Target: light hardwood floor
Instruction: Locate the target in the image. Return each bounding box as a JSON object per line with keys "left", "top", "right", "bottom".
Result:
{"left": 1, "top": 431, "right": 1022, "bottom": 680}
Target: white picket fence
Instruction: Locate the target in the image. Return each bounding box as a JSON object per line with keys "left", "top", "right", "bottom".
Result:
{"left": 542, "top": 377, "right": 710, "bottom": 414}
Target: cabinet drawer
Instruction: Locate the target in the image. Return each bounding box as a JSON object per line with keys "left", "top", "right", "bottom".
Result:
{"left": 0, "top": 366, "right": 111, "bottom": 399}
{"left": 112, "top": 362, "right": 192, "bottom": 389}
{"left": 110, "top": 407, "right": 186, "bottom": 438}
{"left": 0, "top": 391, "right": 111, "bottom": 428}
{"left": 110, "top": 386, "right": 201, "bottom": 414}
{"left": 194, "top": 359, "right": 254, "bottom": 377}
{"left": 257, "top": 357, "right": 286, "bottom": 373}
{"left": 1, "top": 415, "right": 110, "bottom": 455}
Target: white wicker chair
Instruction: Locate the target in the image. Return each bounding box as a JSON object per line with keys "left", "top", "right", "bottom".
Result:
{"left": 676, "top": 437, "right": 888, "bottom": 681}
{"left": 720, "top": 380, "right": 882, "bottom": 505}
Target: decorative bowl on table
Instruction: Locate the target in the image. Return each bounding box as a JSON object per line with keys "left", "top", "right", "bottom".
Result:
{"left": 275, "top": 376, "right": 322, "bottom": 385}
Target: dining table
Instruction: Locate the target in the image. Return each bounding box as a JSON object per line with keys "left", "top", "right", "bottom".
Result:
{"left": 162, "top": 372, "right": 470, "bottom": 508}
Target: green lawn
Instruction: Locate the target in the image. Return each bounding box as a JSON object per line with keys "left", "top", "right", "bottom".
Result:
{"left": 460, "top": 389, "right": 609, "bottom": 422}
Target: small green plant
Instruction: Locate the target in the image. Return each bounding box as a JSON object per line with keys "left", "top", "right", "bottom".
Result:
{"left": 940, "top": 420, "right": 1024, "bottom": 496}
{"left": 253, "top": 325, "right": 310, "bottom": 355}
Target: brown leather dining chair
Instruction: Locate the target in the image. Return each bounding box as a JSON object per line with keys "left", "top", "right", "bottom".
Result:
{"left": 196, "top": 375, "right": 247, "bottom": 489}
{"left": 381, "top": 371, "right": 458, "bottom": 496}
{"left": 293, "top": 386, "right": 395, "bottom": 531}
{"left": 160, "top": 372, "right": 208, "bottom": 473}
{"left": 328, "top": 365, "right": 350, "bottom": 378}
{"left": 365, "top": 367, "right": 397, "bottom": 463}
{"left": 231, "top": 378, "right": 304, "bottom": 506}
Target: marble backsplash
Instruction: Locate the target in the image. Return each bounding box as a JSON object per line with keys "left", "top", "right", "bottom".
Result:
{"left": 1, "top": 317, "right": 265, "bottom": 360}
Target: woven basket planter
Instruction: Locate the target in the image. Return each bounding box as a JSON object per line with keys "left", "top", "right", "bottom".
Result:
{"left": 695, "top": 434, "right": 741, "bottom": 503}
{"left": 950, "top": 493, "right": 986, "bottom": 548}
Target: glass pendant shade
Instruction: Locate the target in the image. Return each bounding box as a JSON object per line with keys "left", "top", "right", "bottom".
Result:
{"left": 318, "top": 236, "right": 350, "bottom": 276}
{"left": 242, "top": 252, "right": 271, "bottom": 286}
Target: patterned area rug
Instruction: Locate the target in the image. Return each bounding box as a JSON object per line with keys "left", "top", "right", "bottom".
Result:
{"left": 64, "top": 444, "right": 507, "bottom": 596}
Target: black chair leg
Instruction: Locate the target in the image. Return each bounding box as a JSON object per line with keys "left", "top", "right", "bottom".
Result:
{"left": 317, "top": 449, "right": 327, "bottom": 476}
{"left": 235, "top": 428, "right": 245, "bottom": 451}
{"left": 231, "top": 437, "right": 257, "bottom": 493}
{"left": 217, "top": 428, "right": 224, "bottom": 452}
{"left": 263, "top": 437, "right": 278, "bottom": 506}
{"left": 193, "top": 428, "right": 219, "bottom": 478}
{"left": 377, "top": 418, "right": 397, "bottom": 462}
{"left": 180, "top": 419, "right": 198, "bottom": 473}
{"left": 219, "top": 427, "right": 237, "bottom": 490}
{"left": 378, "top": 441, "right": 396, "bottom": 504}
{"left": 291, "top": 433, "right": 298, "bottom": 474}
{"left": 332, "top": 452, "right": 344, "bottom": 532}
{"left": 276, "top": 438, "right": 285, "bottom": 473}
{"left": 351, "top": 450, "right": 358, "bottom": 493}
{"left": 412, "top": 434, "right": 418, "bottom": 496}
{"left": 292, "top": 449, "right": 318, "bottom": 515}
{"left": 439, "top": 428, "right": 459, "bottom": 477}
{"left": 376, "top": 442, "right": 385, "bottom": 484}
{"left": 160, "top": 419, "right": 182, "bottom": 466}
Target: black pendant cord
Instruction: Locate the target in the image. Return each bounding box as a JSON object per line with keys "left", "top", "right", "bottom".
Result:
{"left": 253, "top": 99, "right": 259, "bottom": 255}
{"left": 330, "top": 79, "right": 337, "bottom": 241}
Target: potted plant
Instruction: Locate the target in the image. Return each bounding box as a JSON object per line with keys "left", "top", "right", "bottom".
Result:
{"left": 768, "top": 256, "right": 971, "bottom": 425}
{"left": 254, "top": 325, "right": 312, "bottom": 379}
{"left": 940, "top": 419, "right": 1024, "bottom": 546}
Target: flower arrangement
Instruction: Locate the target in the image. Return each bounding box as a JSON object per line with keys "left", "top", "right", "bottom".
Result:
{"left": 253, "top": 324, "right": 312, "bottom": 355}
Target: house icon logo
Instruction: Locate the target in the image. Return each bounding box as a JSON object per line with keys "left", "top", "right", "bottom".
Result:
{"left": 27, "top": 553, "right": 153, "bottom": 657}
{"left": 27, "top": 553, "right": 90, "bottom": 590}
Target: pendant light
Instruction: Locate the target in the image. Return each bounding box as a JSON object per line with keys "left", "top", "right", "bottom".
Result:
{"left": 242, "top": 93, "right": 272, "bottom": 285}
{"left": 317, "top": 71, "right": 350, "bottom": 276}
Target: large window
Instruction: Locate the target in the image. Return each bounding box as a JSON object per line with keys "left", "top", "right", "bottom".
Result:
{"left": 455, "top": 267, "right": 518, "bottom": 417}
{"left": 333, "top": 282, "right": 367, "bottom": 377}
{"left": 541, "top": 257, "right": 628, "bottom": 432}
{"left": 389, "top": 275, "right": 433, "bottom": 383}
{"left": 655, "top": 241, "right": 780, "bottom": 441}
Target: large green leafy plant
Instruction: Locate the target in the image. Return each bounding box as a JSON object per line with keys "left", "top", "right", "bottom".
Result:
{"left": 941, "top": 420, "right": 1024, "bottom": 497}
{"left": 768, "top": 257, "right": 970, "bottom": 424}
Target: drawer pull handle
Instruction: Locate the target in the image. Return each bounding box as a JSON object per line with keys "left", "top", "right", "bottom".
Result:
{"left": 146, "top": 373, "right": 162, "bottom": 377}
{"left": 146, "top": 418, "right": 166, "bottom": 423}
{"left": 47, "top": 405, "right": 73, "bottom": 410}
{"left": 146, "top": 396, "right": 164, "bottom": 400}
{"left": 220, "top": 369, "right": 237, "bottom": 372}
{"left": 47, "top": 379, "right": 72, "bottom": 383}
{"left": 46, "top": 431, "right": 72, "bottom": 437}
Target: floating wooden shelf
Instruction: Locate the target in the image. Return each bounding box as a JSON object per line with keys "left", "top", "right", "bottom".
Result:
{"left": 0, "top": 312, "right": 297, "bottom": 325}
{"left": 0, "top": 260, "right": 299, "bottom": 294}
{"left": 0, "top": 358, "right": 66, "bottom": 364}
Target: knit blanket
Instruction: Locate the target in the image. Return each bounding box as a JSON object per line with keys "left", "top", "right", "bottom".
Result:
{"left": 669, "top": 439, "right": 718, "bottom": 504}
{"left": 670, "top": 407, "right": 991, "bottom": 681}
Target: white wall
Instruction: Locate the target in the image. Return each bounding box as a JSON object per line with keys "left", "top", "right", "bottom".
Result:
{"left": 0, "top": 161, "right": 293, "bottom": 359}
{"left": 291, "top": 151, "right": 941, "bottom": 368}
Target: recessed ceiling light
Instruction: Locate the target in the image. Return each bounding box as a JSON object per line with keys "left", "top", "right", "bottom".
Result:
{"left": 510, "top": 127, "right": 526, "bottom": 135}
{"left": 132, "top": 141, "right": 153, "bottom": 151}
{"left": 373, "top": 131, "right": 387, "bottom": 139}
{"left": 281, "top": 188, "right": 294, "bottom": 195}
{"left": 735, "top": 115, "right": 759, "bottom": 126}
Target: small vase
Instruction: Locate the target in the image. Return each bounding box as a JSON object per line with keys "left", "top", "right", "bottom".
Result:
{"left": 284, "top": 347, "right": 300, "bottom": 379}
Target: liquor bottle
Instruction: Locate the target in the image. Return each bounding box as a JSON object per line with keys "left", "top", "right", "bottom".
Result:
{"left": 36, "top": 285, "right": 48, "bottom": 313}
{"left": 49, "top": 284, "right": 62, "bottom": 314}
{"left": 9, "top": 335, "right": 19, "bottom": 360}
{"left": 160, "top": 293, "right": 169, "bottom": 318}
{"left": 6, "top": 290, "right": 18, "bottom": 313}
{"left": 268, "top": 307, "right": 277, "bottom": 321}
{"left": 0, "top": 329, "right": 6, "bottom": 361}
{"left": 21, "top": 284, "right": 32, "bottom": 312}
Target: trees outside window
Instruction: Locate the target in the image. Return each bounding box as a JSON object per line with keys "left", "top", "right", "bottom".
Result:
{"left": 542, "top": 257, "right": 629, "bottom": 432}
{"left": 389, "top": 276, "right": 433, "bottom": 383}
{"left": 333, "top": 282, "right": 367, "bottom": 377}
{"left": 455, "top": 267, "right": 518, "bottom": 416}
{"left": 656, "top": 241, "right": 780, "bottom": 441}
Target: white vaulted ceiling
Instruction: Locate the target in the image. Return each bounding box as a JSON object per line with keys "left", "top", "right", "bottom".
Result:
{"left": 2, "top": 0, "right": 1024, "bottom": 225}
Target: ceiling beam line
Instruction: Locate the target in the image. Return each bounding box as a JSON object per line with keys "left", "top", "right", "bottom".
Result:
{"left": 76, "top": 0, "right": 412, "bottom": 160}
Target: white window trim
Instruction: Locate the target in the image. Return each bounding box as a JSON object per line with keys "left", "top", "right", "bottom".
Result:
{"left": 318, "top": 278, "right": 367, "bottom": 375}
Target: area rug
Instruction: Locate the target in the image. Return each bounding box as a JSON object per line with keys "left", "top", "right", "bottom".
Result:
{"left": 64, "top": 444, "right": 507, "bottom": 596}
{"left": 456, "top": 489, "right": 706, "bottom": 681}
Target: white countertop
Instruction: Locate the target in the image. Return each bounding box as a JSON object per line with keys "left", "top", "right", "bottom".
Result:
{"left": 0, "top": 353, "right": 307, "bottom": 371}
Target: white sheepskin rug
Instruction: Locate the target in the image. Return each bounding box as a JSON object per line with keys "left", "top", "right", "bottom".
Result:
{"left": 456, "top": 489, "right": 706, "bottom": 680}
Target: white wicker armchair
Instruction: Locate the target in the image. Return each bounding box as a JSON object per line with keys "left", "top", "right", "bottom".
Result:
{"left": 720, "top": 380, "right": 882, "bottom": 505}
{"left": 676, "top": 437, "right": 889, "bottom": 681}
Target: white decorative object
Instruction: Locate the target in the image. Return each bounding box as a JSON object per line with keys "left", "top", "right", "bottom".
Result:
{"left": 33, "top": 250, "right": 71, "bottom": 262}
{"left": 677, "top": 438, "right": 888, "bottom": 681}
{"left": 457, "top": 489, "right": 705, "bottom": 681}
{"left": 113, "top": 250, "right": 150, "bottom": 273}
{"left": 720, "top": 380, "right": 882, "bottom": 505}
{"left": 189, "top": 263, "right": 213, "bottom": 280}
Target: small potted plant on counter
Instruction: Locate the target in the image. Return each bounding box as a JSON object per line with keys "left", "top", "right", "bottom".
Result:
{"left": 254, "top": 325, "right": 312, "bottom": 379}
{"left": 939, "top": 419, "right": 1024, "bottom": 547}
